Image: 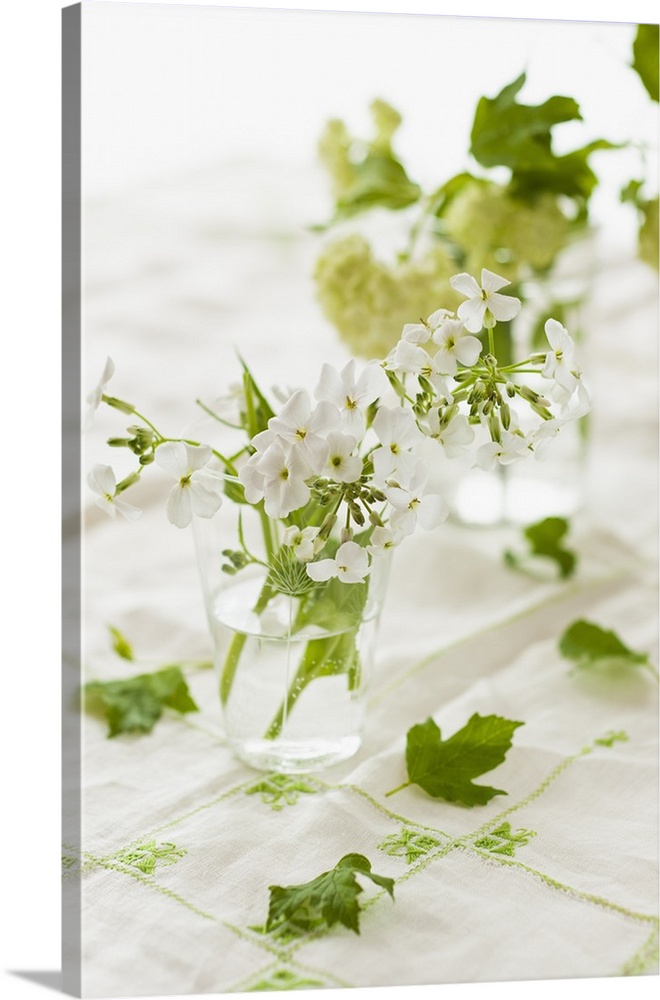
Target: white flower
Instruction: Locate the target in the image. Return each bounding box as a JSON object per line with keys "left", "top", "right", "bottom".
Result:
{"left": 388, "top": 339, "right": 430, "bottom": 374}
{"left": 83, "top": 357, "right": 114, "bottom": 431}
{"left": 314, "top": 359, "right": 388, "bottom": 437}
{"left": 531, "top": 382, "right": 591, "bottom": 461}
{"left": 155, "top": 442, "right": 224, "bottom": 528}
{"left": 256, "top": 441, "right": 310, "bottom": 519}
{"left": 530, "top": 419, "right": 563, "bottom": 462}
{"left": 282, "top": 525, "right": 322, "bottom": 561}
{"left": 431, "top": 318, "right": 482, "bottom": 374}
{"left": 401, "top": 308, "right": 453, "bottom": 345}
{"left": 372, "top": 406, "right": 423, "bottom": 481}
{"left": 268, "top": 390, "right": 340, "bottom": 473}
{"left": 383, "top": 461, "right": 448, "bottom": 536}
{"left": 306, "top": 540, "right": 370, "bottom": 584}
{"left": 387, "top": 340, "right": 454, "bottom": 400}
{"left": 368, "top": 525, "right": 403, "bottom": 555}
{"left": 450, "top": 269, "right": 521, "bottom": 332}
{"left": 542, "top": 319, "right": 578, "bottom": 393}
{"left": 87, "top": 463, "right": 141, "bottom": 521}
{"left": 426, "top": 409, "right": 475, "bottom": 458}
{"left": 476, "top": 431, "right": 530, "bottom": 471}
{"left": 321, "top": 432, "right": 363, "bottom": 483}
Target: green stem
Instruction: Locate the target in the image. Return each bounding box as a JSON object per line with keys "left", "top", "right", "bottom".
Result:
{"left": 263, "top": 628, "right": 359, "bottom": 740}
{"left": 384, "top": 781, "right": 410, "bottom": 798}
{"left": 219, "top": 579, "right": 275, "bottom": 705}
{"left": 487, "top": 325, "right": 495, "bottom": 358}
{"left": 195, "top": 398, "right": 243, "bottom": 431}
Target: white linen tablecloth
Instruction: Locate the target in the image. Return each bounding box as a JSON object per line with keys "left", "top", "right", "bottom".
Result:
{"left": 68, "top": 159, "right": 659, "bottom": 997}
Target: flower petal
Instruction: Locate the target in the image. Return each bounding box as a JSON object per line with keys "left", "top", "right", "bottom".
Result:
{"left": 488, "top": 291, "right": 521, "bottom": 323}
{"left": 456, "top": 297, "right": 486, "bottom": 333}
{"left": 453, "top": 335, "right": 483, "bottom": 367}
{"left": 155, "top": 441, "right": 187, "bottom": 479}
{"left": 314, "top": 363, "right": 344, "bottom": 407}
{"left": 87, "top": 463, "right": 116, "bottom": 497}
{"left": 113, "top": 496, "right": 142, "bottom": 521}
{"left": 306, "top": 559, "right": 337, "bottom": 582}
{"left": 480, "top": 268, "right": 510, "bottom": 293}
{"left": 165, "top": 485, "right": 193, "bottom": 528}
{"left": 449, "top": 272, "right": 481, "bottom": 298}
{"left": 417, "top": 494, "right": 448, "bottom": 530}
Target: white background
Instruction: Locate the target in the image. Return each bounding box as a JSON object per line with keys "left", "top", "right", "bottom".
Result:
{"left": 1, "top": 2, "right": 658, "bottom": 1000}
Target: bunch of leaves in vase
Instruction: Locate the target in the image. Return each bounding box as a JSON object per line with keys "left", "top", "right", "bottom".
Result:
{"left": 314, "top": 73, "right": 616, "bottom": 360}
{"left": 86, "top": 269, "right": 588, "bottom": 736}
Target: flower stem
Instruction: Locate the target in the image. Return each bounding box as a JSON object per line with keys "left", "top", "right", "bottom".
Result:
{"left": 219, "top": 578, "right": 275, "bottom": 705}
{"left": 263, "top": 628, "right": 359, "bottom": 740}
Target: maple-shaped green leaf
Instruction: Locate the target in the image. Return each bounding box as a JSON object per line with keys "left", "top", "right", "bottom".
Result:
{"left": 504, "top": 516, "right": 577, "bottom": 580}
{"left": 632, "top": 24, "right": 659, "bottom": 102}
{"left": 471, "top": 73, "right": 580, "bottom": 167}
{"left": 386, "top": 714, "right": 523, "bottom": 806}
{"left": 470, "top": 72, "right": 617, "bottom": 207}
{"left": 84, "top": 665, "right": 199, "bottom": 737}
{"left": 108, "top": 624, "right": 134, "bottom": 661}
{"left": 559, "top": 620, "right": 653, "bottom": 673}
{"left": 266, "top": 853, "right": 394, "bottom": 936}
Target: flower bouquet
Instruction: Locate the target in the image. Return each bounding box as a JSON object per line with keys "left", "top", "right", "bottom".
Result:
{"left": 87, "top": 269, "right": 588, "bottom": 773}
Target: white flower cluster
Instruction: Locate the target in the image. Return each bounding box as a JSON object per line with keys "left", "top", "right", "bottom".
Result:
{"left": 383, "top": 268, "right": 589, "bottom": 475}
{"left": 85, "top": 267, "right": 589, "bottom": 586}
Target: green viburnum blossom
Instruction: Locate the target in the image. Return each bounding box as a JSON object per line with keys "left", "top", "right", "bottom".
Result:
{"left": 442, "top": 182, "right": 571, "bottom": 281}
{"left": 314, "top": 234, "right": 461, "bottom": 358}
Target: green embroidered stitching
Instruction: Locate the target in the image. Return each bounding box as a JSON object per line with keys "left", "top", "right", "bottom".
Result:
{"left": 473, "top": 822, "right": 536, "bottom": 857}
{"left": 619, "top": 922, "right": 660, "bottom": 975}
{"left": 378, "top": 827, "right": 441, "bottom": 863}
{"left": 111, "top": 839, "right": 186, "bottom": 875}
{"left": 246, "top": 968, "right": 326, "bottom": 991}
{"left": 89, "top": 854, "right": 286, "bottom": 960}
{"left": 368, "top": 569, "right": 625, "bottom": 709}
{"left": 594, "top": 730, "right": 629, "bottom": 747}
{"left": 245, "top": 773, "right": 319, "bottom": 810}
{"left": 74, "top": 725, "right": 657, "bottom": 979}
{"left": 460, "top": 846, "right": 659, "bottom": 929}
{"left": 318, "top": 780, "right": 453, "bottom": 839}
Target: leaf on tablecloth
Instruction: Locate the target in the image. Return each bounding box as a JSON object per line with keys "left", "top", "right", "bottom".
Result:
{"left": 83, "top": 665, "right": 199, "bottom": 737}
{"left": 504, "top": 516, "right": 577, "bottom": 580}
{"left": 107, "top": 624, "right": 134, "bottom": 661}
{"left": 266, "top": 853, "right": 394, "bottom": 936}
{"left": 387, "top": 713, "right": 524, "bottom": 806}
{"left": 559, "top": 620, "right": 654, "bottom": 675}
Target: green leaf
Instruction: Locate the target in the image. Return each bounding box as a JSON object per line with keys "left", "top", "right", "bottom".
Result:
{"left": 388, "top": 714, "right": 523, "bottom": 806}
{"left": 83, "top": 666, "right": 199, "bottom": 737}
{"left": 558, "top": 620, "right": 651, "bottom": 672}
{"left": 470, "top": 72, "right": 617, "bottom": 207}
{"left": 108, "top": 624, "right": 134, "bottom": 661}
{"left": 428, "top": 171, "right": 487, "bottom": 220}
{"left": 471, "top": 72, "right": 580, "bottom": 168}
{"left": 237, "top": 355, "right": 275, "bottom": 438}
{"left": 333, "top": 152, "right": 422, "bottom": 221}
{"left": 266, "top": 853, "right": 394, "bottom": 936}
{"left": 505, "top": 516, "right": 577, "bottom": 580}
{"left": 632, "top": 24, "right": 659, "bottom": 102}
